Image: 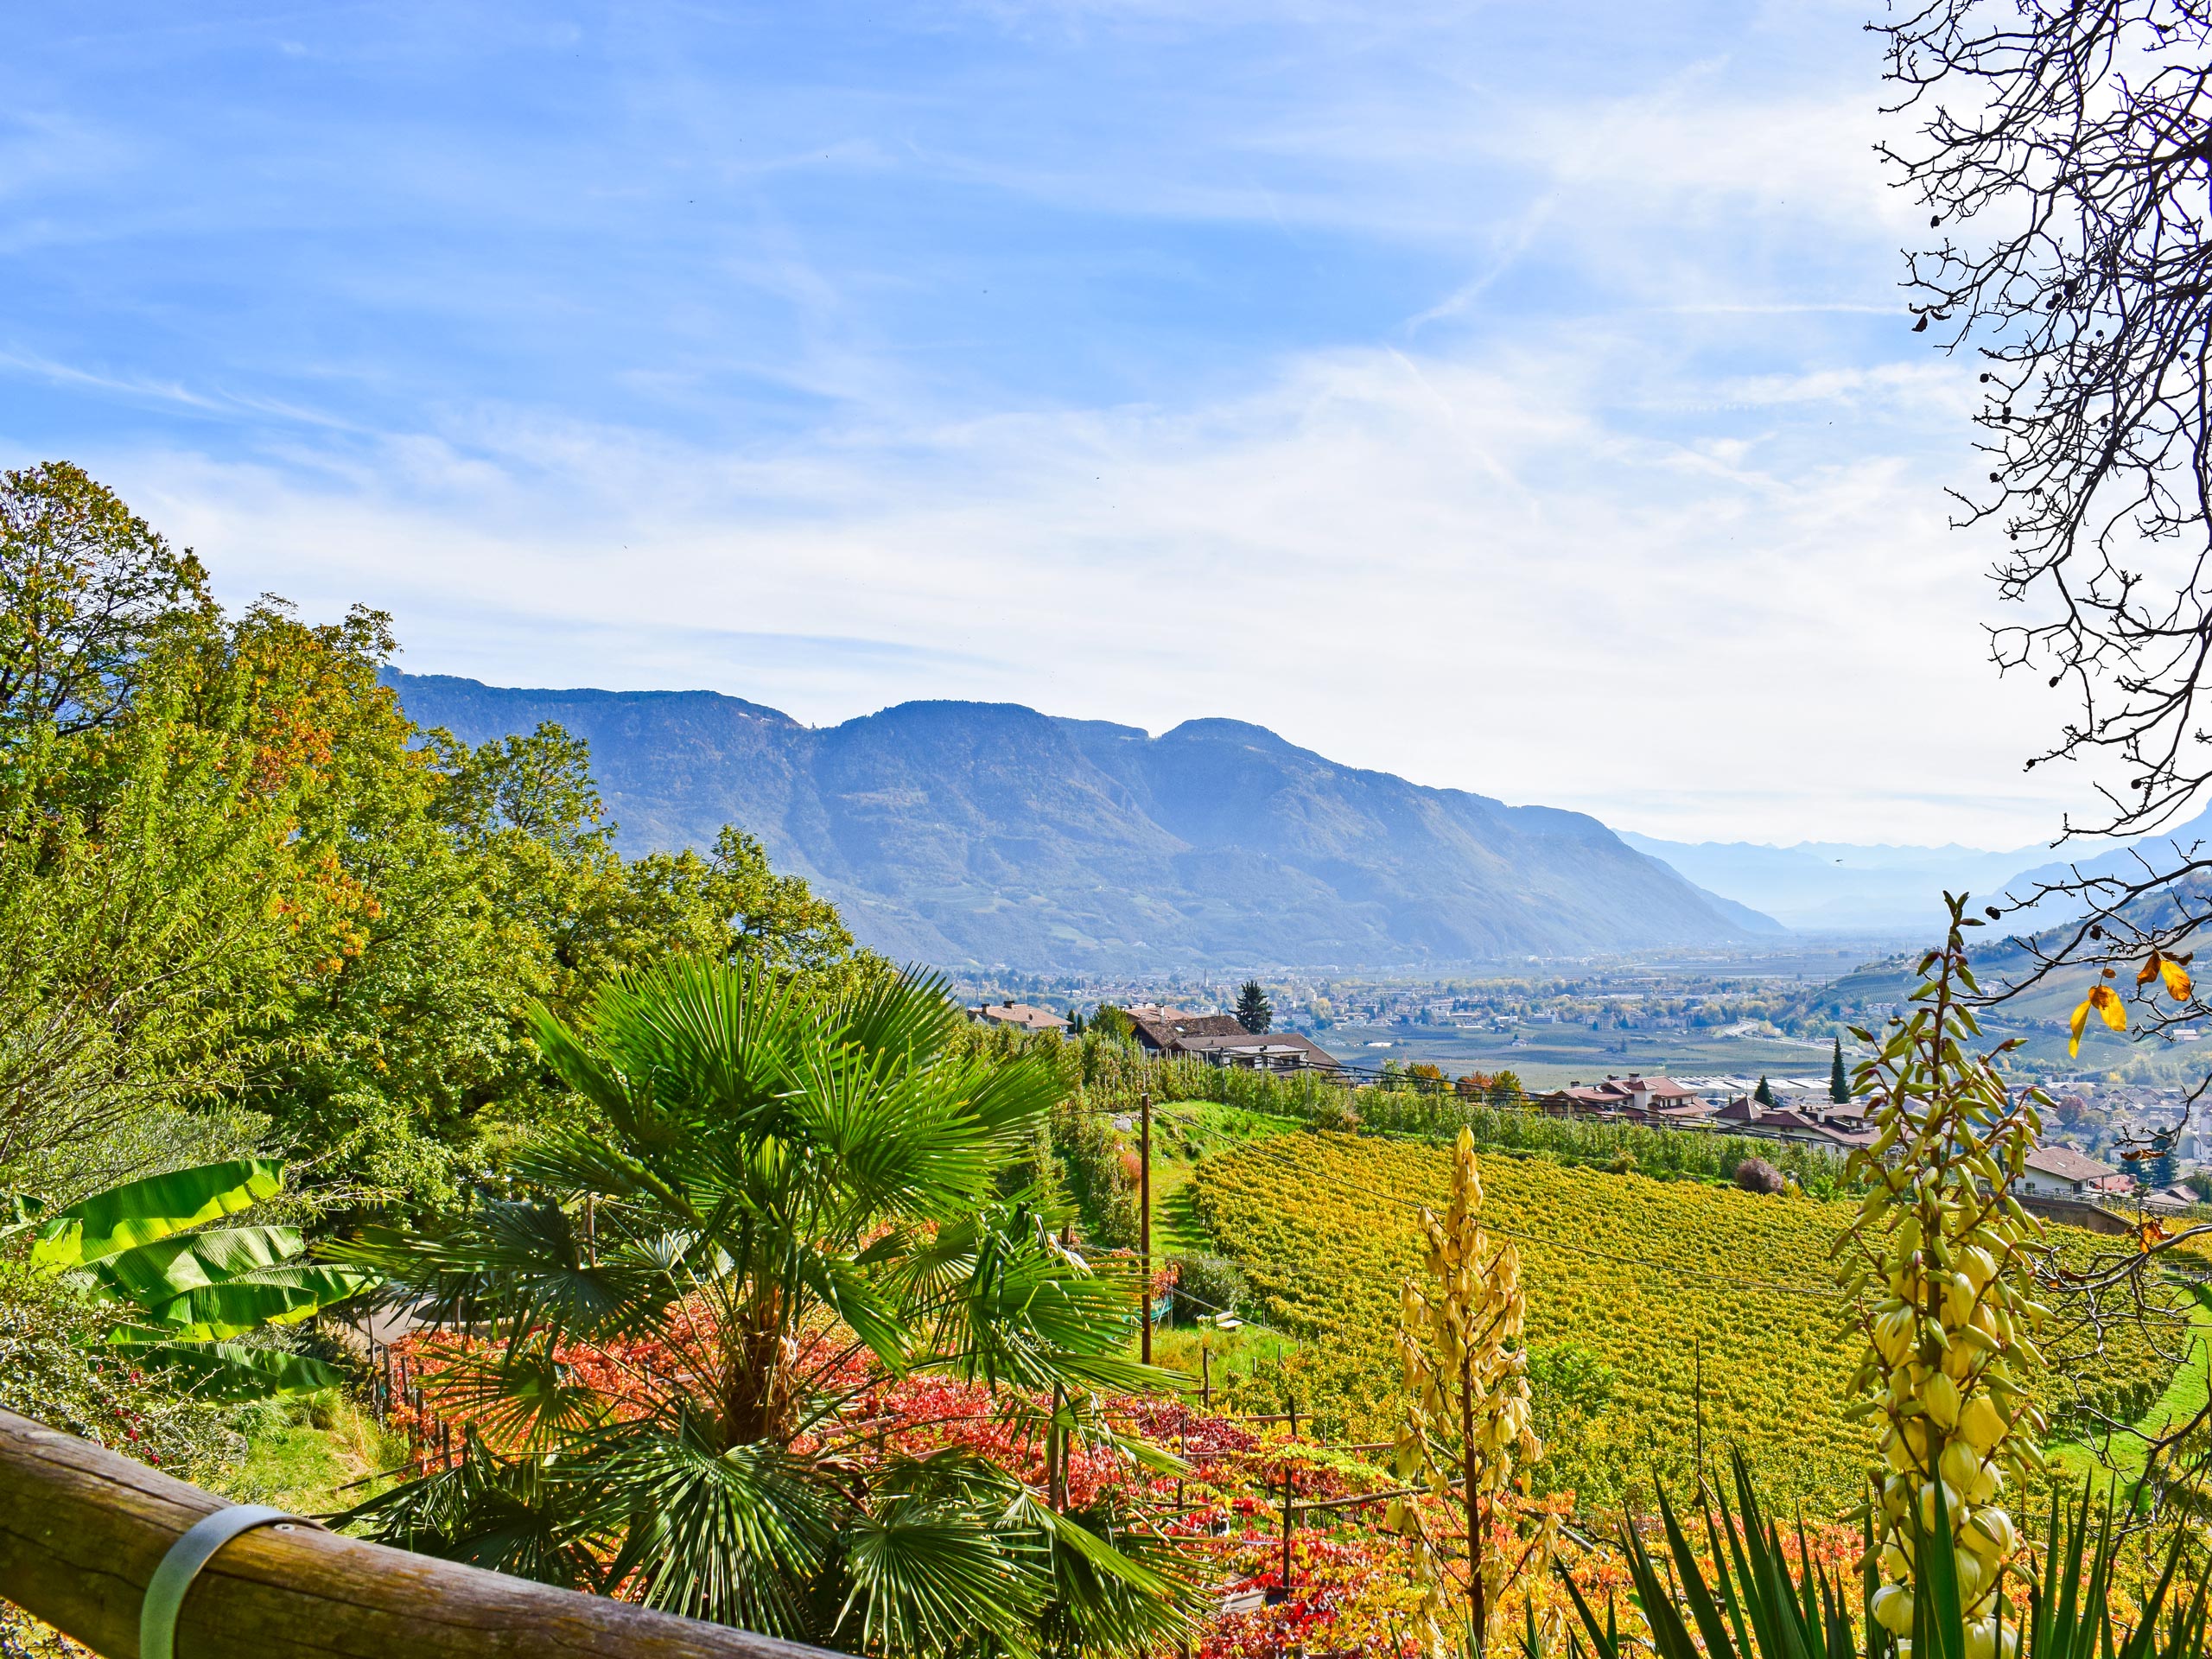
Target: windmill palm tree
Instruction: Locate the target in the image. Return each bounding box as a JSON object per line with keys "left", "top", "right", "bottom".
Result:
{"left": 337, "top": 958, "right": 1195, "bottom": 1656}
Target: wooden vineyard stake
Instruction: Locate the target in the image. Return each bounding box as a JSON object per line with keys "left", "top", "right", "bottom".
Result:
{"left": 1200, "top": 1340, "right": 1210, "bottom": 1409}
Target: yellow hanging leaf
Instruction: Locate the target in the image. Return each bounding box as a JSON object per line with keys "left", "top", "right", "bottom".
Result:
{"left": 2161, "top": 957, "right": 2194, "bottom": 1001}
{"left": 2069, "top": 984, "right": 2128, "bottom": 1055}
{"left": 2138, "top": 952, "right": 2162, "bottom": 987}
{"left": 2090, "top": 983, "right": 2127, "bottom": 1031}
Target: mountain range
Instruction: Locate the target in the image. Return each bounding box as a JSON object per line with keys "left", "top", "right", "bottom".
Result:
{"left": 385, "top": 671, "right": 1781, "bottom": 971}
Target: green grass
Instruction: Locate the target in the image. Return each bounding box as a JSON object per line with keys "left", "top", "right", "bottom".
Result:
{"left": 1140, "top": 1099, "right": 1300, "bottom": 1259}
{"left": 1115, "top": 1100, "right": 1303, "bottom": 1395}
{"left": 2049, "top": 1288, "right": 2212, "bottom": 1484}
{"left": 1147, "top": 1320, "right": 1302, "bottom": 1402}
{"left": 213, "top": 1391, "right": 413, "bottom": 1519}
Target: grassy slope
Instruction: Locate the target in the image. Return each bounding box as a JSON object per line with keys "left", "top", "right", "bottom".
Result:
{"left": 1142, "top": 1100, "right": 1300, "bottom": 1260}
{"left": 1120, "top": 1101, "right": 1307, "bottom": 1395}
{"left": 2049, "top": 1293, "right": 2212, "bottom": 1484}
{"left": 213, "top": 1393, "right": 411, "bottom": 1518}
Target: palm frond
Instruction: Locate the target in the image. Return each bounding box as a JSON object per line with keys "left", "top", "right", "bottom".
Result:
{"left": 1014, "top": 1490, "right": 1201, "bottom": 1657}
{"left": 826, "top": 967, "right": 965, "bottom": 1069}
{"left": 341, "top": 1434, "right": 608, "bottom": 1590}
{"left": 331, "top": 1199, "right": 675, "bottom": 1348}
{"left": 836, "top": 1453, "right": 1047, "bottom": 1658}
{"left": 597, "top": 1427, "right": 841, "bottom": 1640}
{"left": 416, "top": 1332, "right": 612, "bottom": 1452}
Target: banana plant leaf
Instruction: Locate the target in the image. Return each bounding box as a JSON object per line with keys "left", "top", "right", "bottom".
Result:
{"left": 105, "top": 1336, "right": 346, "bottom": 1400}
{"left": 127, "top": 1273, "right": 371, "bottom": 1339}
{"left": 33, "top": 1159, "right": 284, "bottom": 1269}
{"left": 89, "top": 1224, "right": 309, "bottom": 1303}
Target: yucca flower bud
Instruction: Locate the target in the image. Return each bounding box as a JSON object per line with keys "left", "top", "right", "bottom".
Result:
{"left": 1393, "top": 1127, "right": 1541, "bottom": 1657}
{"left": 1872, "top": 1584, "right": 1916, "bottom": 1636}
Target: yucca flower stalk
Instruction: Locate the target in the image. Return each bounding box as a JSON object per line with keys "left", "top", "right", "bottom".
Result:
{"left": 1834, "top": 893, "right": 2050, "bottom": 1658}
{"left": 1391, "top": 1126, "right": 1547, "bottom": 1656}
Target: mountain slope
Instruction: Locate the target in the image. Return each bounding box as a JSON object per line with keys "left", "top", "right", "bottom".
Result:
{"left": 386, "top": 671, "right": 1777, "bottom": 969}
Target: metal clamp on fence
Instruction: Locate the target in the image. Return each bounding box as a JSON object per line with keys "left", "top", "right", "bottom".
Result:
{"left": 142, "top": 1503, "right": 325, "bottom": 1659}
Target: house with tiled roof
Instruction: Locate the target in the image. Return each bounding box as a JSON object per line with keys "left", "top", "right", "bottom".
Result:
{"left": 1124, "top": 1007, "right": 1340, "bottom": 1074}
{"left": 1125, "top": 1008, "right": 1249, "bottom": 1053}
{"left": 1538, "top": 1075, "right": 1704, "bottom": 1118}
{"left": 2018, "top": 1144, "right": 2118, "bottom": 1199}
{"left": 969, "top": 1001, "right": 1070, "bottom": 1034}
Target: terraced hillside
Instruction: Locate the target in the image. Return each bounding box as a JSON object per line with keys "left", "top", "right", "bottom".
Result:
{"left": 1190, "top": 1134, "right": 2174, "bottom": 1515}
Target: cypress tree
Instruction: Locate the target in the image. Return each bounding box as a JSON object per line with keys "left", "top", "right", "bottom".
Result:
{"left": 1235, "top": 979, "right": 1273, "bottom": 1034}
{"left": 1754, "top": 1075, "right": 1777, "bottom": 1108}
{"left": 1829, "top": 1036, "right": 1850, "bottom": 1103}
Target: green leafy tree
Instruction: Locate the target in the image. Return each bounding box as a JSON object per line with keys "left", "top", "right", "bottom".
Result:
{"left": 1754, "top": 1076, "right": 1777, "bottom": 1108}
{"left": 1087, "top": 1004, "right": 1135, "bottom": 1043}
{"left": 0, "top": 461, "right": 216, "bottom": 740}
{"left": 340, "top": 958, "right": 1196, "bottom": 1655}
{"left": 1830, "top": 1037, "right": 1850, "bottom": 1103}
{"left": 0, "top": 472, "right": 867, "bottom": 1206}
{"left": 1235, "top": 980, "right": 1272, "bottom": 1034}
{"left": 1487, "top": 1071, "right": 1526, "bottom": 1109}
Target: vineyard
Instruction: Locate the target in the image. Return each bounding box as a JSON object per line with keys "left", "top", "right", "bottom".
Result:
{"left": 1189, "top": 1132, "right": 2181, "bottom": 1516}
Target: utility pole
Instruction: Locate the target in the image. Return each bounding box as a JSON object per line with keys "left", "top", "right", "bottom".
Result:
{"left": 1139, "top": 1091, "right": 1153, "bottom": 1366}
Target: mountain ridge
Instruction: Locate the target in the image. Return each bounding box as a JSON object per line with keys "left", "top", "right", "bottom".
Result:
{"left": 384, "top": 670, "right": 1781, "bottom": 970}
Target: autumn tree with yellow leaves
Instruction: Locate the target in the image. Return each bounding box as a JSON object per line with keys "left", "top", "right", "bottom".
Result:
{"left": 1389, "top": 1127, "right": 1550, "bottom": 1656}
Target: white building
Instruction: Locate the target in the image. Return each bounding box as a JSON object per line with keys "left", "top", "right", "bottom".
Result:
{"left": 2017, "top": 1145, "right": 2119, "bottom": 1199}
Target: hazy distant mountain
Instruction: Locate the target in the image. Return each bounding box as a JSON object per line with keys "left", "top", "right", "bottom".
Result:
{"left": 1630, "top": 809, "right": 2212, "bottom": 935}
{"left": 386, "top": 671, "right": 1778, "bottom": 971}
{"left": 1989, "top": 804, "right": 2212, "bottom": 929}
{"left": 1620, "top": 834, "right": 2047, "bottom": 931}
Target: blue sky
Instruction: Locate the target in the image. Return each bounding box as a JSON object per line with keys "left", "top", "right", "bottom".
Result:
{"left": 3, "top": 2, "right": 2087, "bottom": 845}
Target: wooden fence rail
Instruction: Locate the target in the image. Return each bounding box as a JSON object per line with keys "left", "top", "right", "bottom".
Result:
{"left": 0, "top": 1408, "right": 849, "bottom": 1659}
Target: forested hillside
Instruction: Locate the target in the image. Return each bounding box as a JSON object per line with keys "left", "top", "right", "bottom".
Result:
{"left": 386, "top": 670, "right": 1776, "bottom": 970}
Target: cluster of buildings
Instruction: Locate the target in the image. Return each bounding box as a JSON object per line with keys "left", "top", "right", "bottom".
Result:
{"left": 1535, "top": 1072, "right": 2203, "bottom": 1216}
{"left": 1535, "top": 1074, "right": 1879, "bottom": 1153}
